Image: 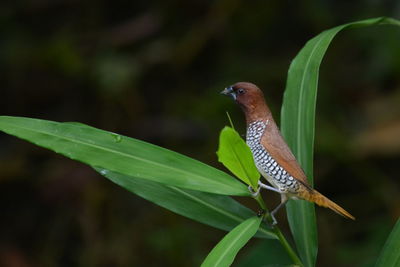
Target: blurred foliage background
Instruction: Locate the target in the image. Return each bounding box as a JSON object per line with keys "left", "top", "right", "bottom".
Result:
{"left": 0, "top": 1, "right": 400, "bottom": 266}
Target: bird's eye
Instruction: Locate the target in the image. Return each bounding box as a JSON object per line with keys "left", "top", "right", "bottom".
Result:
{"left": 237, "top": 88, "right": 245, "bottom": 94}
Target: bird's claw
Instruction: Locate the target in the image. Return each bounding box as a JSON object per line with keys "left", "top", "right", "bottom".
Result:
{"left": 270, "top": 216, "right": 278, "bottom": 226}
{"left": 263, "top": 213, "right": 277, "bottom": 227}
{"left": 248, "top": 185, "right": 260, "bottom": 197}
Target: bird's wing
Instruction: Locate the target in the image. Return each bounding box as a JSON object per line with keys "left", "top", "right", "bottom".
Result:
{"left": 260, "top": 121, "right": 311, "bottom": 187}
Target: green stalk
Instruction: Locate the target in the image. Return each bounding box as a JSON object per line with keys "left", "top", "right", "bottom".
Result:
{"left": 254, "top": 193, "right": 267, "bottom": 211}
{"left": 253, "top": 193, "right": 303, "bottom": 266}
{"left": 273, "top": 227, "right": 303, "bottom": 266}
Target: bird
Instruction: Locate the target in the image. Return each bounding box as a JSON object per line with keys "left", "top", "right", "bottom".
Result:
{"left": 221, "top": 82, "right": 355, "bottom": 224}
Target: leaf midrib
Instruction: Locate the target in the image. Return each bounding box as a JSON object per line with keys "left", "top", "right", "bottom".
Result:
{"left": 213, "top": 217, "right": 259, "bottom": 266}
{"left": 0, "top": 120, "right": 241, "bottom": 191}
{"left": 228, "top": 136, "right": 252, "bottom": 186}
{"left": 294, "top": 35, "right": 325, "bottom": 266}
{"left": 296, "top": 34, "right": 325, "bottom": 161}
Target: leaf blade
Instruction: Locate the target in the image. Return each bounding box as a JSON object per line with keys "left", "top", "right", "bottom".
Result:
{"left": 280, "top": 17, "right": 400, "bottom": 267}
{"left": 96, "top": 168, "right": 275, "bottom": 239}
{"left": 201, "top": 216, "right": 262, "bottom": 267}
{"left": 217, "top": 126, "right": 260, "bottom": 189}
{"left": 375, "top": 218, "right": 400, "bottom": 267}
{"left": 0, "top": 116, "right": 249, "bottom": 196}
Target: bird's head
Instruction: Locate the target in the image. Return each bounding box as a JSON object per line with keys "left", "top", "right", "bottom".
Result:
{"left": 221, "top": 82, "right": 265, "bottom": 111}
{"left": 221, "top": 82, "right": 271, "bottom": 123}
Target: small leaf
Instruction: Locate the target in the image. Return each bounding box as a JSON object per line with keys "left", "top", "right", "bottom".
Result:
{"left": 201, "top": 216, "right": 262, "bottom": 267}
{"left": 95, "top": 168, "right": 276, "bottom": 239}
{"left": 375, "top": 218, "right": 400, "bottom": 267}
{"left": 0, "top": 116, "right": 249, "bottom": 196}
{"left": 217, "top": 126, "right": 260, "bottom": 189}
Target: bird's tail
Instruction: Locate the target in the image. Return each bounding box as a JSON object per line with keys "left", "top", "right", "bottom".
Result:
{"left": 298, "top": 188, "right": 355, "bottom": 220}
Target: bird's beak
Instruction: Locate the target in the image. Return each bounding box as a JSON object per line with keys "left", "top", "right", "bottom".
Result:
{"left": 220, "top": 86, "right": 236, "bottom": 100}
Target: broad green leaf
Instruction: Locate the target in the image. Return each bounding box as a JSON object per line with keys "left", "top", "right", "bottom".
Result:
{"left": 281, "top": 17, "right": 400, "bottom": 267}
{"left": 95, "top": 168, "right": 275, "bottom": 239}
{"left": 0, "top": 116, "right": 249, "bottom": 196}
{"left": 375, "top": 218, "right": 400, "bottom": 267}
{"left": 201, "top": 216, "right": 262, "bottom": 267}
{"left": 217, "top": 126, "right": 260, "bottom": 189}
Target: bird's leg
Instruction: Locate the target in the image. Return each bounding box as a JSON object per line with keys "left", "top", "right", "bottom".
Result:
{"left": 255, "top": 181, "right": 287, "bottom": 225}
{"left": 269, "top": 194, "right": 288, "bottom": 226}
{"left": 249, "top": 180, "right": 282, "bottom": 197}
{"left": 248, "top": 185, "right": 260, "bottom": 197}
{"left": 258, "top": 181, "right": 282, "bottom": 194}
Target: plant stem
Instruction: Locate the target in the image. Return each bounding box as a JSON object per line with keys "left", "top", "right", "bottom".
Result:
{"left": 225, "top": 111, "right": 235, "bottom": 130}
{"left": 254, "top": 193, "right": 267, "bottom": 211}
{"left": 253, "top": 193, "right": 303, "bottom": 266}
{"left": 273, "top": 227, "right": 303, "bottom": 266}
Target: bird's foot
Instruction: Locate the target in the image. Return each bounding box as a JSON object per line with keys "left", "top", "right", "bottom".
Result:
{"left": 263, "top": 213, "right": 278, "bottom": 227}
{"left": 270, "top": 215, "right": 278, "bottom": 226}
{"left": 266, "top": 196, "right": 288, "bottom": 227}
{"left": 248, "top": 185, "right": 260, "bottom": 197}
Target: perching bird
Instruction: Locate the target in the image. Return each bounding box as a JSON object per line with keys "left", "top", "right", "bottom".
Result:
{"left": 221, "top": 82, "right": 355, "bottom": 224}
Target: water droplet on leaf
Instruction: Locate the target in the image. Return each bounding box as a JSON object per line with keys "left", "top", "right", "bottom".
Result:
{"left": 99, "top": 169, "right": 108, "bottom": 176}
{"left": 111, "top": 134, "right": 122, "bottom": 143}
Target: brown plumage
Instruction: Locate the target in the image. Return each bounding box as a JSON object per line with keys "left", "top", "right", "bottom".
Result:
{"left": 221, "top": 82, "right": 354, "bottom": 222}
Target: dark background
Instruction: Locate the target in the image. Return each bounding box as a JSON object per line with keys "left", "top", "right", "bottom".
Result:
{"left": 1, "top": 1, "right": 400, "bottom": 266}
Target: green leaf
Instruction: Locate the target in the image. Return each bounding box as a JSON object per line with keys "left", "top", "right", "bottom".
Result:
{"left": 201, "top": 216, "right": 262, "bottom": 267}
{"left": 95, "top": 167, "right": 275, "bottom": 239}
{"left": 217, "top": 126, "right": 260, "bottom": 189}
{"left": 375, "top": 218, "right": 400, "bottom": 267}
{"left": 0, "top": 116, "right": 249, "bottom": 196}
{"left": 235, "top": 239, "right": 293, "bottom": 267}
{"left": 280, "top": 17, "right": 400, "bottom": 267}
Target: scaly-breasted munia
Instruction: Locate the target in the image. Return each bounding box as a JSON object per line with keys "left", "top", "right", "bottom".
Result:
{"left": 221, "top": 82, "right": 354, "bottom": 224}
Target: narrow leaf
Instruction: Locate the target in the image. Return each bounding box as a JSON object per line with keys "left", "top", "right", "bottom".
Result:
{"left": 217, "top": 126, "right": 260, "bottom": 189}
{"left": 201, "top": 216, "right": 262, "bottom": 267}
{"left": 0, "top": 116, "right": 249, "bottom": 196}
{"left": 375, "top": 218, "right": 400, "bottom": 267}
{"left": 281, "top": 17, "right": 400, "bottom": 267}
{"left": 95, "top": 168, "right": 275, "bottom": 239}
